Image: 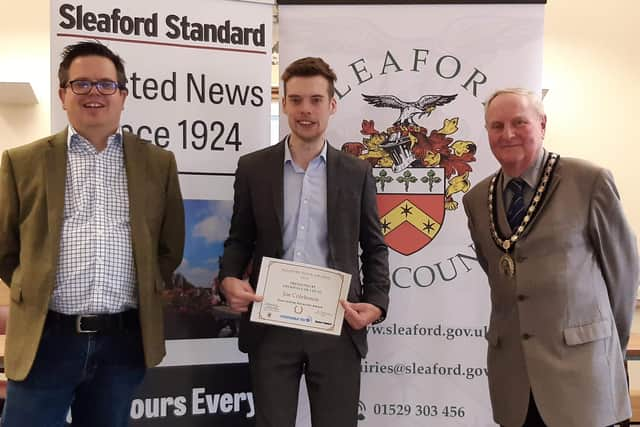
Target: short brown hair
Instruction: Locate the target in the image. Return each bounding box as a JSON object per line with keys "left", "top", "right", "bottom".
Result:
{"left": 58, "top": 41, "right": 127, "bottom": 89}
{"left": 281, "top": 57, "right": 337, "bottom": 98}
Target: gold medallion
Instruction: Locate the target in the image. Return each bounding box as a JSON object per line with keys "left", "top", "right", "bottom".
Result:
{"left": 486, "top": 153, "right": 559, "bottom": 281}
{"left": 499, "top": 253, "right": 515, "bottom": 277}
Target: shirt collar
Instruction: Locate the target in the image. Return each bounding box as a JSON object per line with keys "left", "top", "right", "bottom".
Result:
{"left": 66, "top": 125, "right": 123, "bottom": 152}
{"left": 502, "top": 148, "right": 546, "bottom": 191}
{"left": 283, "top": 134, "right": 328, "bottom": 167}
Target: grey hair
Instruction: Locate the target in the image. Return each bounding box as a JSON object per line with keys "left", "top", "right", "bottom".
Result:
{"left": 484, "top": 88, "right": 545, "bottom": 123}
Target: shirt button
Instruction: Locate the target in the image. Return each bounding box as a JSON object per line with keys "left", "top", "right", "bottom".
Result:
{"left": 303, "top": 199, "right": 308, "bottom": 204}
{"left": 300, "top": 225, "right": 305, "bottom": 230}
{"left": 522, "top": 333, "right": 532, "bottom": 340}
{"left": 296, "top": 251, "right": 301, "bottom": 257}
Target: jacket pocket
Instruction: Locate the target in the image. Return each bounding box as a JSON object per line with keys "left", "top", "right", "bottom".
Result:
{"left": 563, "top": 319, "right": 611, "bottom": 346}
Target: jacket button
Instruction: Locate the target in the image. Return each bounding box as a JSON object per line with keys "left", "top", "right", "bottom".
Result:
{"left": 517, "top": 294, "right": 527, "bottom": 301}
{"left": 522, "top": 333, "right": 532, "bottom": 340}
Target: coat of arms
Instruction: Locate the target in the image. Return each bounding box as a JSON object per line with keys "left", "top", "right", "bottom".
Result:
{"left": 341, "top": 93, "right": 476, "bottom": 255}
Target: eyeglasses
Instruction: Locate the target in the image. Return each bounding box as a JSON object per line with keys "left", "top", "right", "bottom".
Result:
{"left": 65, "top": 80, "right": 126, "bottom": 95}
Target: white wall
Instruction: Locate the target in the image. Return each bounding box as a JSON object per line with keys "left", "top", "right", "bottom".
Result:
{"left": 0, "top": 0, "right": 51, "bottom": 146}
{"left": 542, "top": 0, "right": 640, "bottom": 242}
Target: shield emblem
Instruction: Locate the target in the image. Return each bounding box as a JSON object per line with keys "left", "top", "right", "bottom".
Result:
{"left": 373, "top": 167, "right": 445, "bottom": 255}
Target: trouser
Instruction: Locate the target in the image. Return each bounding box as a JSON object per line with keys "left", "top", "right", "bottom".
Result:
{"left": 1, "top": 311, "right": 146, "bottom": 427}
{"left": 249, "top": 326, "right": 361, "bottom": 427}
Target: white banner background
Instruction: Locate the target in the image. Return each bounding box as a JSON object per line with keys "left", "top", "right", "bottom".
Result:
{"left": 279, "top": 4, "right": 543, "bottom": 426}
{"left": 51, "top": 0, "right": 273, "bottom": 201}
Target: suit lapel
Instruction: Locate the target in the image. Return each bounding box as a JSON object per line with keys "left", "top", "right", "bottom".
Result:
{"left": 495, "top": 156, "right": 563, "bottom": 241}
{"left": 495, "top": 173, "right": 512, "bottom": 237}
{"left": 45, "top": 130, "right": 68, "bottom": 252}
{"left": 270, "top": 140, "right": 286, "bottom": 235}
{"left": 123, "top": 133, "right": 147, "bottom": 257}
{"left": 326, "top": 144, "right": 342, "bottom": 254}
{"left": 520, "top": 160, "right": 562, "bottom": 239}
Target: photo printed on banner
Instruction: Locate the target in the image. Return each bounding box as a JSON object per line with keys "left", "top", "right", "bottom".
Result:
{"left": 165, "top": 199, "right": 237, "bottom": 340}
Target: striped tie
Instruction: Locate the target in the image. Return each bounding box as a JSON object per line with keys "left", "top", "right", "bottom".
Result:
{"left": 507, "top": 178, "right": 527, "bottom": 231}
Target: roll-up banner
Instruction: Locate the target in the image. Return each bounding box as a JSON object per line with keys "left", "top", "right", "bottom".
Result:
{"left": 50, "top": 0, "right": 273, "bottom": 425}
{"left": 279, "top": 1, "right": 544, "bottom": 426}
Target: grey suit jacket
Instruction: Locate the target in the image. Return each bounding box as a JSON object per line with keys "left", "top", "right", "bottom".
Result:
{"left": 0, "top": 129, "right": 185, "bottom": 380}
{"left": 463, "top": 155, "right": 639, "bottom": 427}
{"left": 219, "top": 139, "right": 390, "bottom": 357}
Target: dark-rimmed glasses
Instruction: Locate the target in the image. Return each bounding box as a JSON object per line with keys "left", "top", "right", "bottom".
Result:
{"left": 64, "top": 80, "right": 126, "bottom": 95}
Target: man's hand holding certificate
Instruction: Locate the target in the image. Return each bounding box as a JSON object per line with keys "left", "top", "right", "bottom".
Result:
{"left": 250, "top": 257, "right": 351, "bottom": 335}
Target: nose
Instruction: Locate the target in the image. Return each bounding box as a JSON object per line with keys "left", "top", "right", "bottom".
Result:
{"left": 504, "top": 125, "right": 515, "bottom": 138}
{"left": 87, "top": 83, "right": 101, "bottom": 95}
{"left": 300, "top": 100, "right": 312, "bottom": 113}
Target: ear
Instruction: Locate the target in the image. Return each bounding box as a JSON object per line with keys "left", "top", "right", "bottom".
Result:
{"left": 281, "top": 84, "right": 287, "bottom": 110}
{"left": 329, "top": 97, "right": 337, "bottom": 115}
{"left": 540, "top": 114, "right": 547, "bottom": 137}
{"left": 120, "top": 89, "right": 128, "bottom": 110}
{"left": 58, "top": 87, "right": 67, "bottom": 110}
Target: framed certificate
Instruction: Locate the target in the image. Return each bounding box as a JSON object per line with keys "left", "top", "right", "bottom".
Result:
{"left": 250, "top": 257, "right": 351, "bottom": 335}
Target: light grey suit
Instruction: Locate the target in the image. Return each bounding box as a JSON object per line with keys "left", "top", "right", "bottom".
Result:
{"left": 463, "top": 155, "right": 639, "bottom": 427}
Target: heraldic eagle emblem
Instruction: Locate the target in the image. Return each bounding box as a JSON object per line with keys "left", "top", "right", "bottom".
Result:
{"left": 362, "top": 93, "right": 457, "bottom": 126}
{"left": 341, "top": 92, "right": 476, "bottom": 255}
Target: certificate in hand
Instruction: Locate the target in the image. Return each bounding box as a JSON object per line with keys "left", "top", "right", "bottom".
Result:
{"left": 250, "top": 257, "right": 351, "bottom": 335}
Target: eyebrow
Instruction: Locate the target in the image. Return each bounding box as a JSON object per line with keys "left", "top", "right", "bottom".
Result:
{"left": 69, "top": 77, "right": 118, "bottom": 81}
{"left": 286, "top": 94, "right": 326, "bottom": 100}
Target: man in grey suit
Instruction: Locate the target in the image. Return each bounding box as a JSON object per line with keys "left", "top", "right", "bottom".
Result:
{"left": 463, "top": 88, "right": 639, "bottom": 427}
{"left": 219, "top": 57, "right": 390, "bottom": 427}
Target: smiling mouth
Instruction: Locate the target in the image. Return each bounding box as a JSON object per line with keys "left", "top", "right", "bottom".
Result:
{"left": 83, "top": 102, "right": 104, "bottom": 109}
{"left": 297, "top": 120, "right": 315, "bottom": 126}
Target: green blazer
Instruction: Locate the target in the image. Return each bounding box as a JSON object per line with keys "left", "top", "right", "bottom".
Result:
{"left": 0, "top": 129, "right": 185, "bottom": 380}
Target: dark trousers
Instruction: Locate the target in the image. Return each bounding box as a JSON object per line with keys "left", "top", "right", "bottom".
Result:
{"left": 248, "top": 326, "right": 361, "bottom": 427}
{"left": 1, "top": 317, "right": 146, "bottom": 427}
{"left": 521, "top": 392, "right": 547, "bottom": 427}
{"left": 503, "top": 392, "right": 617, "bottom": 427}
